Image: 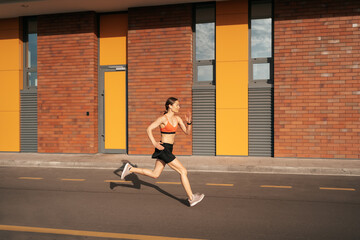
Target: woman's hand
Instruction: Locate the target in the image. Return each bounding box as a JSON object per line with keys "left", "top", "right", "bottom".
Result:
{"left": 155, "top": 142, "right": 165, "bottom": 150}
{"left": 185, "top": 111, "right": 192, "bottom": 124}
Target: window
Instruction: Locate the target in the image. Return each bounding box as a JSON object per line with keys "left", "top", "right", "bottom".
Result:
{"left": 194, "top": 3, "right": 215, "bottom": 85}
{"left": 250, "top": 0, "right": 273, "bottom": 83}
{"left": 24, "top": 17, "right": 37, "bottom": 88}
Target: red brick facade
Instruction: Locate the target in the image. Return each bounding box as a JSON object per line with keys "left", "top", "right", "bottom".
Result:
{"left": 274, "top": 0, "right": 360, "bottom": 159}
{"left": 37, "top": 12, "right": 98, "bottom": 153}
{"left": 127, "top": 4, "right": 193, "bottom": 155}
{"left": 20, "top": 1, "right": 359, "bottom": 159}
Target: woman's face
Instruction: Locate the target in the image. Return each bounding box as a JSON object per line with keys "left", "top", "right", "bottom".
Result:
{"left": 170, "top": 101, "right": 180, "bottom": 113}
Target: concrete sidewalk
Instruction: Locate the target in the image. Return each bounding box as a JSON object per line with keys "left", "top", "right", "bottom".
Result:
{"left": 1, "top": 152, "right": 360, "bottom": 176}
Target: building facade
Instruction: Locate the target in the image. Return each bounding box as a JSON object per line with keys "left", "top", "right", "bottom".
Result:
{"left": 0, "top": 0, "right": 359, "bottom": 159}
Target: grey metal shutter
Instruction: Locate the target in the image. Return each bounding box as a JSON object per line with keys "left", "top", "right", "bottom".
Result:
{"left": 20, "top": 91, "right": 38, "bottom": 152}
{"left": 192, "top": 86, "right": 216, "bottom": 155}
{"left": 248, "top": 87, "right": 273, "bottom": 156}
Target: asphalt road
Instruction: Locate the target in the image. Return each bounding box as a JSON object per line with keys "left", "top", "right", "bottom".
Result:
{"left": 0, "top": 166, "right": 360, "bottom": 240}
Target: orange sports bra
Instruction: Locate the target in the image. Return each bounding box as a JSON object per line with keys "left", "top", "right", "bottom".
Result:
{"left": 160, "top": 115, "right": 178, "bottom": 134}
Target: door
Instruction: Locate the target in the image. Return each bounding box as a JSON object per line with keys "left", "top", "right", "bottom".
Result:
{"left": 99, "top": 66, "right": 127, "bottom": 153}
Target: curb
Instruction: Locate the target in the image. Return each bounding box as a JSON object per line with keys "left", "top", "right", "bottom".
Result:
{"left": 1, "top": 159, "right": 360, "bottom": 176}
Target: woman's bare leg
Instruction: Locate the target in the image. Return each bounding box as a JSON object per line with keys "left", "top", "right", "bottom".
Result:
{"left": 167, "top": 158, "right": 193, "bottom": 200}
{"left": 130, "top": 159, "right": 165, "bottom": 179}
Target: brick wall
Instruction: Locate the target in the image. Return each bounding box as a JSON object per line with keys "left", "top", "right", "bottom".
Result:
{"left": 37, "top": 12, "right": 98, "bottom": 153}
{"left": 274, "top": 0, "right": 360, "bottom": 159}
{"left": 128, "top": 4, "right": 193, "bottom": 155}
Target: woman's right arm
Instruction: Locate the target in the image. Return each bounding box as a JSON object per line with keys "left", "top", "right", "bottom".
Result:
{"left": 147, "top": 116, "right": 165, "bottom": 150}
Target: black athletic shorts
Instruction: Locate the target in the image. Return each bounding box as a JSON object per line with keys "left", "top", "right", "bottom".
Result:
{"left": 151, "top": 143, "right": 176, "bottom": 164}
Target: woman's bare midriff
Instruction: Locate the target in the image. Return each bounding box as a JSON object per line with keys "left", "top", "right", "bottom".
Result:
{"left": 161, "top": 134, "right": 176, "bottom": 144}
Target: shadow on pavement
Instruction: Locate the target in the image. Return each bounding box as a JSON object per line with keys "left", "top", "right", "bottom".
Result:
{"left": 110, "top": 161, "right": 189, "bottom": 207}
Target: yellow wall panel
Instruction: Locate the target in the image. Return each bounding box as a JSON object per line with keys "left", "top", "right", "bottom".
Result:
{"left": 0, "top": 33, "right": 21, "bottom": 70}
{"left": 216, "top": 109, "right": 248, "bottom": 156}
{"left": 216, "top": 61, "right": 248, "bottom": 109}
{"left": 0, "top": 71, "right": 20, "bottom": 112}
{"left": 104, "top": 71, "right": 126, "bottom": 150}
{"left": 0, "top": 112, "right": 20, "bottom": 152}
{"left": 19, "top": 66, "right": 23, "bottom": 91}
{"left": 0, "top": 18, "right": 21, "bottom": 152}
{"left": 216, "top": 0, "right": 249, "bottom": 156}
{"left": 100, "top": 14, "right": 128, "bottom": 66}
{"left": 216, "top": 13, "right": 248, "bottom": 62}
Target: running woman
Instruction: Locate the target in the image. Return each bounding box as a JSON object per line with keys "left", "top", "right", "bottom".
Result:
{"left": 121, "top": 97, "right": 205, "bottom": 207}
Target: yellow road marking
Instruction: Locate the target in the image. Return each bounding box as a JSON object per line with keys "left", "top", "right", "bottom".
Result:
{"left": 260, "top": 185, "right": 292, "bottom": 189}
{"left": 156, "top": 182, "right": 181, "bottom": 185}
{"left": 18, "top": 177, "right": 43, "bottom": 180}
{"left": 60, "top": 179, "right": 85, "bottom": 182}
{"left": 206, "top": 183, "right": 234, "bottom": 187}
{"left": 320, "top": 187, "right": 356, "bottom": 191}
{"left": 104, "top": 180, "right": 131, "bottom": 183}
{"left": 0, "top": 224, "right": 206, "bottom": 240}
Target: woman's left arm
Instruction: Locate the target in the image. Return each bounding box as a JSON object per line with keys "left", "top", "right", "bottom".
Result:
{"left": 177, "top": 112, "right": 192, "bottom": 135}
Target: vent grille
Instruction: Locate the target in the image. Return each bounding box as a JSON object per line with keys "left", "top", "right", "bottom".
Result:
{"left": 248, "top": 87, "right": 273, "bottom": 156}
{"left": 20, "top": 92, "right": 38, "bottom": 152}
{"left": 192, "top": 86, "right": 216, "bottom": 156}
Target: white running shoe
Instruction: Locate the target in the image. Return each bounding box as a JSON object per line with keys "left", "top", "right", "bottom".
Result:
{"left": 188, "top": 193, "right": 205, "bottom": 207}
{"left": 121, "top": 163, "right": 132, "bottom": 179}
